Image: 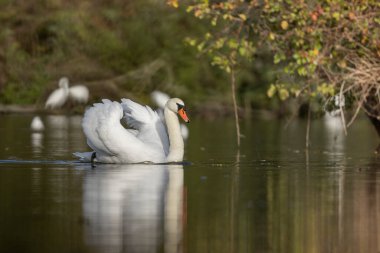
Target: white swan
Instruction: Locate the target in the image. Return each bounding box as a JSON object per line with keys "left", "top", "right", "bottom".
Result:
{"left": 45, "top": 77, "right": 69, "bottom": 109}
{"left": 74, "top": 98, "right": 190, "bottom": 163}
{"left": 69, "top": 85, "right": 89, "bottom": 104}
{"left": 45, "top": 77, "right": 89, "bottom": 109}
{"left": 150, "top": 90, "right": 189, "bottom": 140}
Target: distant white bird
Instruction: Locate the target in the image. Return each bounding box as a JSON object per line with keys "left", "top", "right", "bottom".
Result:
{"left": 69, "top": 85, "right": 89, "bottom": 104}
{"left": 180, "top": 124, "right": 189, "bottom": 140}
{"left": 45, "top": 77, "right": 90, "bottom": 109}
{"left": 30, "top": 116, "right": 45, "bottom": 131}
{"left": 324, "top": 94, "right": 345, "bottom": 134}
{"left": 150, "top": 90, "right": 189, "bottom": 140}
{"left": 151, "top": 90, "right": 171, "bottom": 109}
{"left": 45, "top": 77, "right": 69, "bottom": 109}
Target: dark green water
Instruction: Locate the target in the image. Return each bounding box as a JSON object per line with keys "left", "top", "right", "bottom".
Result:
{"left": 0, "top": 114, "right": 380, "bottom": 253}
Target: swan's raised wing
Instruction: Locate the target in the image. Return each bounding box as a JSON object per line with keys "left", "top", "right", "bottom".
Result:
{"left": 121, "top": 99, "right": 169, "bottom": 155}
{"left": 121, "top": 98, "right": 157, "bottom": 129}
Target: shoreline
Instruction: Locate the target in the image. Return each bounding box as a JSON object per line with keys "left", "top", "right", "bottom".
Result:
{"left": 0, "top": 103, "right": 278, "bottom": 119}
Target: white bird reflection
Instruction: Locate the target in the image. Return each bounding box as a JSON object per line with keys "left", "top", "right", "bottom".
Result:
{"left": 31, "top": 133, "right": 43, "bottom": 154}
{"left": 46, "top": 115, "right": 69, "bottom": 130}
{"left": 323, "top": 113, "right": 346, "bottom": 152}
{"left": 45, "top": 115, "right": 69, "bottom": 153}
{"left": 81, "top": 163, "right": 184, "bottom": 253}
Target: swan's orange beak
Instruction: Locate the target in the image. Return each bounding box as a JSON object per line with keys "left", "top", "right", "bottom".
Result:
{"left": 178, "top": 108, "right": 190, "bottom": 123}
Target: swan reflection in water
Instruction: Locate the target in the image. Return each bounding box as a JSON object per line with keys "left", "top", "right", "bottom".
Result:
{"left": 81, "top": 163, "right": 184, "bottom": 253}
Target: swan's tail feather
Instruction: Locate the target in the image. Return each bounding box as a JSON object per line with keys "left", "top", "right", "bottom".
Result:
{"left": 82, "top": 100, "right": 123, "bottom": 156}
{"left": 73, "top": 152, "right": 94, "bottom": 162}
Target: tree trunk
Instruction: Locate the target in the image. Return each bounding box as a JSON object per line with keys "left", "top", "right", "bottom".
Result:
{"left": 367, "top": 115, "right": 380, "bottom": 137}
{"left": 363, "top": 91, "right": 380, "bottom": 153}
{"left": 0, "top": 49, "right": 7, "bottom": 92}
{"left": 366, "top": 114, "right": 380, "bottom": 154}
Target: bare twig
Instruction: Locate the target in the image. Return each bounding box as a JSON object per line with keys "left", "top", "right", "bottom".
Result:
{"left": 306, "top": 101, "right": 311, "bottom": 149}
{"left": 339, "top": 83, "right": 348, "bottom": 135}
{"left": 231, "top": 68, "right": 241, "bottom": 147}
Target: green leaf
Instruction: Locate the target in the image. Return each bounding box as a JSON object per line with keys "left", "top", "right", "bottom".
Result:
{"left": 274, "top": 52, "right": 285, "bottom": 64}
{"left": 332, "top": 12, "right": 340, "bottom": 21}
{"left": 279, "top": 88, "right": 289, "bottom": 100}
{"left": 267, "top": 84, "right": 277, "bottom": 98}
{"left": 238, "top": 14, "right": 247, "bottom": 21}
{"left": 228, "top": 39, "right": 238, "bottom": 49}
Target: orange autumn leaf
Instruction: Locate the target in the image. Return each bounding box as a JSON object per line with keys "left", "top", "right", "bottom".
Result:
{"left": 167, "top": 0, "right": 178, "bottom": 8}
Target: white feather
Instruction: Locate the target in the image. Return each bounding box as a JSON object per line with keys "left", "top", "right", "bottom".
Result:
{"left": 73, "top": 151, "right": 94, "bottom": 162}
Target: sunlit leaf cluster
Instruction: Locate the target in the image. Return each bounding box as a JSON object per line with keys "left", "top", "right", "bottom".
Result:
{"left": 174, "top": 0, "right": 380, "bottom": 116}
{"left": 181, "top": 0, "right": 257, "bottom": 73}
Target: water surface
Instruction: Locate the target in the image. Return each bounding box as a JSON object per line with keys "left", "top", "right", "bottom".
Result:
{"left": 0, "top": 114, "right": 379, "bottom": 253}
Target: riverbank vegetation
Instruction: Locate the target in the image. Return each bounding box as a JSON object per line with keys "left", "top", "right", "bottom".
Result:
{"left": 0, "top": 0, "right": 278, "bottom": 116}
{"left": 174, "top": 0, "right": 380, "bottom": 146}
{"left": 1, "top": 0, "right": 379, "bottom": 131}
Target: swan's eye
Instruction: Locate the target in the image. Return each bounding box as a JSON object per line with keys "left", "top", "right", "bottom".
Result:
{"left": 176, "top": 103, "right": 184, "bottom": 110}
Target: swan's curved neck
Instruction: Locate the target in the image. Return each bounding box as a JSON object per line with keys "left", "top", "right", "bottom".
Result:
{"left": 164, "top": 107, "right": 184, "bottom": 162}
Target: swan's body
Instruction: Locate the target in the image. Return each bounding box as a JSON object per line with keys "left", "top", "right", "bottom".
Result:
{"left": 150, "top": 90, "right": 189, "bottom": 140}
{"left": 45, "top": 77, "right": 69, "bottom": 109}
{"left": 74, "top": 98, "right": 189, "bottom": 163}
{"left": 30, "top": 116, "right": 45, "bottom": 131}
{"left": 69, "top": 85, "right": 89, "bottom": 104}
